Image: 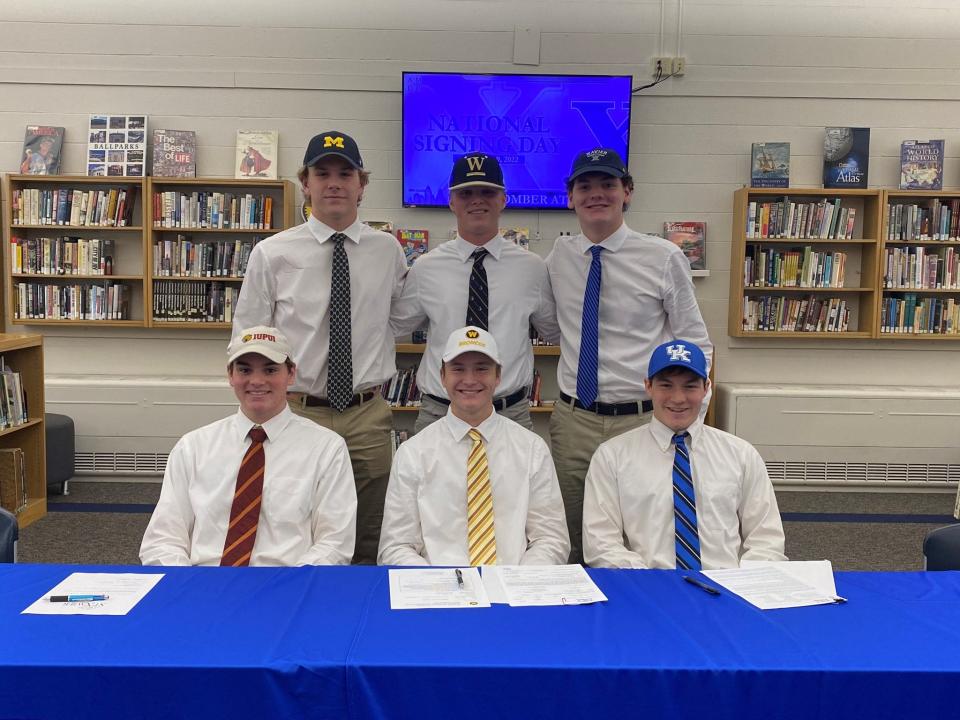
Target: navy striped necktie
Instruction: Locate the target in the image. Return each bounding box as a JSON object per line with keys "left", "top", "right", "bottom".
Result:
{"left": 672, "top": 431, "right": 701, "bottom": 570}
{"left": 466, "top": 248, "right": 489, "bottom": 330}
{"left": 576, "top": 245, "right": 603, "bottom": 407}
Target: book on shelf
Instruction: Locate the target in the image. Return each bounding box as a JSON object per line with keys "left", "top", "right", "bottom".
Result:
{"left": 886, "top": 198, "right": 960, "bottom": 242}
{"left": 750, "top": 142, "right": 789, "bottom": 188}
{"left": 663, "top": 221, "right": 706, "bottom": 270}
{"left": 20, "top": 126, "right": 64, "bottom": 175}
{"left": 235, "top": 130, "right": 278, "bottom": 180}
{"left": 744, "top": 245, "right": 847, "bottom": 288}
{"left": 528, "top": 369, "right": 543, "bottom": 407}
{"left": 823, "top": 127, "right": 870, "bottom": 189}
{"left": 366, "top": 220, "right": 394, "bottom": 234}
{"left": 152, "top": 280, "right": 239, "bottom": 323}
{"left": 883, "top": 245, "right": 959, "bottom": 290}
{"left": 11, "top": 236, "right": 115, "bottom": 276}
{"left": 742, "top": 295, "right": 850, "bottom": 333}
{"left": 390, "top": 429, "right": 410, "bottom": 453}
{"left": 0, "top": 448, "right": 27, "bottom": 515}
{"left": 501, "top": 227, "right": 530, "bottom": 249}
{"left": 396, "top": 229, "right": 429, "bottom": 266}
{"left": 0, "top": 358, "right": 28, "bottom": 430}
{"left": 12, "top": 186, "right": 138, "bottom": 228}
{"left": 153, "top": 235, "right": 264, "bottom": 277}
{"left": 880, "top": 294, "right": 958, "bottom": 335}
{"left": 15, "top": 281, "right": 130, "bottom": 321}
{"left": 151, "top": 129, "right": 197, "bottom": 178}
{"left": 746, "top": 198, "right": 856, "bottom": 241}
{"left": 381, "top": 366, "right": 421, "bottom": 408}
{"left": 87, "top": 114, "right": 147, "bottom": 177}
{"left": 153, "top": 189, "right": 273, "bottom": 230}
{"left": 899, "top": 140, "right": 944, "bottom": 191}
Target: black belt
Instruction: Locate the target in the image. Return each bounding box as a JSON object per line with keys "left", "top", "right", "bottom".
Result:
{"left": 559, "top": 391, "right": 652, "bottom": 416}
{"left": 425, "top": 386, "right": 528, "bottom": 411}
{"left": 288, "top": 390, "right": 377, "bottom": 409}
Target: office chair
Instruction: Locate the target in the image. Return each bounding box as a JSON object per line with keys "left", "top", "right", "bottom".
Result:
{"left": 0, "top": 507, "right": 17, "bottom": 563}
{"left": 923, "top": 524, "right": 960, "bottom": 570}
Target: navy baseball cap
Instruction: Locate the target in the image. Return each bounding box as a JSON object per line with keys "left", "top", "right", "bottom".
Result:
{"left": 449, "top": 153, "right": 505, "bottom": 191}
{"left": 303, "top": 131, "right": 364, "bottom": 170}
{"left": 567, "top": 148, "right": 627, "bottom": 182}
{"left": 647, "top": 340, "right": 708, "bottom": 380}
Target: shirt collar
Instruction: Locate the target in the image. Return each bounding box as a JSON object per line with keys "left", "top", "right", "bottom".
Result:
{"left": 454, "top": 234, "right": 504, "bottom": 262}
{"left": 443, "top": 405, "right": 501, "bottom": 443}
{"left": 307, "top": 215, "right": 362, "bottom": 245}
{"left": 648, "top": 414, "right": 703, "bottom": 452}
{"left": 235, "top": 404, "right": 293, "bottom": 442}
{"left": 575, "top": 222, "right": 629, "bottom": 255}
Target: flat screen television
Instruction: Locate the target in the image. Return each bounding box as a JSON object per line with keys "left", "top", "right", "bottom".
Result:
{"left": 402, "top": 72, "right": 632, "bottom": 209}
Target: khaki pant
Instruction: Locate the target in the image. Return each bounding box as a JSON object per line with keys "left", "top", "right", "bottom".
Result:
{"left": 549, "top": 399, "right": 651, "bottom": 564}
{"left": 289, "top": 395, "right": 392, "bottom": 565}
{"left": 415, "top": 393, "right": 533, "bottom": 433}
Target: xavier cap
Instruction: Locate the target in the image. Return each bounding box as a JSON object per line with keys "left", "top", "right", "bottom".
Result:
{"left": 567, "top": 147, "right": 627, "bottom": 182}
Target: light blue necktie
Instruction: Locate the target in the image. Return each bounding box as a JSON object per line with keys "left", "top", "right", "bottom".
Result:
{"left": 672, "top": 432, "right": 701, "bottom": 570}
{"left": 576, "top": 245, "right": 603, "bottom": 407}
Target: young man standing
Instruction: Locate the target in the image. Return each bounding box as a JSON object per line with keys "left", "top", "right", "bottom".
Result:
{"left": 140, "top": 327, "right": 357, "bottom": 567}
{"left": 233, "top": 131, "right": 407, "bottom": 564}
{"left": 582, "top": 340, "right": 785, "bottom": 569}
{"left": 546, "top": 147, "right": 713, "bottom": 563}
{"left": 391, "top": 152, "right": 559, "bottom": 432}
{"left": 378, "top": 326, "right": 569, "bottom": 566}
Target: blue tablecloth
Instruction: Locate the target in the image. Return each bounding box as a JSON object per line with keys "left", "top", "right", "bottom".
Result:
{"left": 1, "top": 565, "right": 958, "bottom": 719}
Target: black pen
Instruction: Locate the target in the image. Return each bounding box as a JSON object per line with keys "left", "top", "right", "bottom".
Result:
{"left": 683, "top": 575, "right": 720, "bottom": 596}
{"left": 455, "top": 568, "right": 464, "bottom": 590}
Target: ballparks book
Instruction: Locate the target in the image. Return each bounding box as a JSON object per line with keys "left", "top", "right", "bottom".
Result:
{"left": 20, "top": 126, "right": 64, "bottom": 175}
{"left": 750, "top": 142, "right": 789, "bottom": 188}
{"left": 823, "top": 127, "right": 870, "bottom": 189}
{"left": 396, "top": 228, "right": 429, "bottom": 266}
{"left": 151, "top": 129, "right": 197, "bottom": 177}
{"left": 87, "top": 114, "right": 148, "bottom": 177}
{"left": 235, "top": 130, "right": 278, "bottom": 180}
{"left": 900, "top": 139, "right": 944, "bottom": 190}
{"left": 663, "top": 221, "right": 706, "bottom": 271}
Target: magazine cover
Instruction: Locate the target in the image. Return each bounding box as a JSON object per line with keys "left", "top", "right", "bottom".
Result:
{"left": 87, "top": 115, "right": 148, "bottom": 177}
{"left": 396, "top": 228, "right": 429, "bottom": 266}
{"left": 663, "top": 221, "right": 706, "bottom": 271}
{"left": 20, "top": 126, "right": 64, "bottom": 175}
{"left": 152, "top": 129, "right": 197, "bottom": 177}
{"left": 236, "top": 130, "right": 278, "bottom": 179}
{"left": 823, "top": 127, "right": 870, "bottom": 189}
{"left": 750, "top": 142, "right": 790, "bottom": 188}
{"left": 899, "top": 139, "right": 944, "bottom": 190}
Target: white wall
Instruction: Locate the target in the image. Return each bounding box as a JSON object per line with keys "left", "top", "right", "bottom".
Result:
{"left": 3, "top": 0, "right": 960, "bottom": 393}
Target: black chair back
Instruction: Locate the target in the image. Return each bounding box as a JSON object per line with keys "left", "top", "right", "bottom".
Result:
{"left": 0, "top": 507, "right": 17, "bottom": 563}
{"left": 923, "top": 524, "right": 960, "bottom": 571}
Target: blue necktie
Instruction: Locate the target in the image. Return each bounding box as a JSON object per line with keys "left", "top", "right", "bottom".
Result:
{"left": 576, "top": 245, "right": 603, "bottom": 407}
{"left": 672, "top": 432, "right": 701, "bottom": 570}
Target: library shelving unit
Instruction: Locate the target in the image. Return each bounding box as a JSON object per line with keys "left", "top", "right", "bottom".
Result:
{"left": 729, "top": 187, "right": 883, "bottom": 339}
{"left": 878, "top": 190, "right": 960, "bottom": 339}
{"left": 0, "top": 333, "right": 46, "bottom": 528}
{"left": 4, "top": 175, "right": 148, "bottom": 327}
{"left": 147, "top": 178, "right": 295, "bottom": 329}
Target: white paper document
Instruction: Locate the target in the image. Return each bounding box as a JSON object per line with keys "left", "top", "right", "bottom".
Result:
{"left": 23, "top": 572, "right": 164, "bottom": 616}
{"left": 740, "top": 559, "right": 840, "bottom": 599}
{"left": 703, "top": 562, "right": 842, "bottom": 610}
{"left": 388, "top": 568, "right": 490, "bottom": 610}
{"left": 493, "top": 564, "right": 608, "bottom": 607}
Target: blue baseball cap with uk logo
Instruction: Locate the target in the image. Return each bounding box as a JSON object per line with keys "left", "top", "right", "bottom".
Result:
{"left": 647, "top": 340, "right": 708, "bottom": 380}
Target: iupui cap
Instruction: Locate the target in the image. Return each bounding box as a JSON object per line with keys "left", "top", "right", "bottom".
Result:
{"left": 647, "top": 340, "right": 708, "bottom": 380}
{"left": 303, "top": 131, "right": 364, "bottom": 170}
{"left": 227, "top": 326, "right": 293, "bottom": 365}
{"left": 442, "top": 326, "right": 501, "bottom": 365}
{"left": 449, "top": 153, "right": 505, "bottom": 191}
{"left": 567, "top": 147, "right": 627, "bottom": 182}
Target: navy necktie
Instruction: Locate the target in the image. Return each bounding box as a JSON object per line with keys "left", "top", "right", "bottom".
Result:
{"left": 327, "top": 233, "right": 353, "bottom": 412}
{"left": 466, "top": 248, "right": 489, "bottom": 330}
{"left": 576, "top": 245, "right": 602, "bottom": 406}
{"left": 672, "top": 432, "right": 701, "bottom": 570}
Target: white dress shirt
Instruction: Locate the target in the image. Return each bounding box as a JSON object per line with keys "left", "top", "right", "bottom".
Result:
{"left": 390, "top": 234, "right": 560, "bottom": 399}
{"left": 140, "top": 406, "right": 357, "bottom": 566}
{"left": 378, "top": 408, "right": 569, "bottom": 566}
{"left": 583, "top": 416, "right": 786, "bottom": 569}
{"left": 233, "top": 215, "right": 408, "bottom": 396}
{"left": 546, "top": 223, "right": 712, "bottom": 402}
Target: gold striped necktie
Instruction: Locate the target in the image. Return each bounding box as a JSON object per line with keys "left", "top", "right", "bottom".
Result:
{"left": 466, "top": 428, "right": 497, "bottom": 566}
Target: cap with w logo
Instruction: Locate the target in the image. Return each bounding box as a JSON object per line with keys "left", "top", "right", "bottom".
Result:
{"left": 449, "top": 153, "right": 505, "bottom": 191}
{"left": 303, "top": 130, "right": 363, "bottom": 170}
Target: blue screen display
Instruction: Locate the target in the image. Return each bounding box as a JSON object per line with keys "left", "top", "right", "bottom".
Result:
{"left": 402, "top": 72, "right": 632, "bottom": 209}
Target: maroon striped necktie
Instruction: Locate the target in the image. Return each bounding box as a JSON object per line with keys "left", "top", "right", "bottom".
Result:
{"left": 220, "top": 425, "right": 268, "bottom": 567}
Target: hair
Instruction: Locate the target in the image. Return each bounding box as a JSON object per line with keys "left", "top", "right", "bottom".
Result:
{"left": 228, "top": 357, "right": 295, "bottom": 372}
{"left": 297, "top": 164, "right": 371, "bottom": 188}
{"left": 565, "top": 171, "right": 634, "bottom": 195}
{"left": 650, "top": 365, "right": 707, "bottom": 386}
{"left": 440, "top": 358, "right": 502, "bottom": 378}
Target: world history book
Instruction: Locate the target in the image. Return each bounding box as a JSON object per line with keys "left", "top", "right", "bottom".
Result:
{"left": 900, "top": 139, "right": 944, "bottom": 190}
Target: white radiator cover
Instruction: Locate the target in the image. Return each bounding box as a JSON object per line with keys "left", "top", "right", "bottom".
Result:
{"left": 716, "top": 383, "right": 960, "bottom": 487}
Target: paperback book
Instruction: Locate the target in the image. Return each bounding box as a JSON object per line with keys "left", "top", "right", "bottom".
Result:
{"left": 663, "top": 221, "right": 706, "bottom": 270}
{"left": 750, "top": 142, "right": 790, "bottom": 188}
{"left": 152, "top": 129, "right": 197, "bottom": 178}
{"left": 87, "top": 114, "right": 148, "bottom": 177}
{"left": 899, "top": 139, "right": 944, "bottom": 190}
{"left": 396, "top": 228, "right": 429, "bottom": 266}
{"left": 823, "top": 127, "right": 870, "bottom": 189}
{"left": 20, "top": 126, "right": 64, "bottom": 175}
{"left": 235, "top": 130, "right": 278, "bottom": 180}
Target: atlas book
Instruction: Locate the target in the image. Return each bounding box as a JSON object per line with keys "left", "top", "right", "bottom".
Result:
{"left": 396, "top": 228, "right": 429, "bottom": 266}
{"left": 822, "top": 127, "right": 870, "bottom": 189}
{"left": 87, "top": 114, "right": 148, "bottom": 177}
{"left": 151, "top": 129, "right": 197, "bottom": 178}
{"left": 750, "top": 142, "right": 790, "bottom": 188}
{"left": 235, "top": 130, "right": 278, "bottom": 180}
{"left": 663, "top": 221, "right": 706, "bottom": 271}
{"left": 20, "top": 126, "right": 64, "bottom": 175}
{"left": 899, "top": 139, "right": 944, "bottom": 190}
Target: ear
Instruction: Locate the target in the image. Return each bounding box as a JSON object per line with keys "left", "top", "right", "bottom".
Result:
{"left": 567, "top": 191, "right": 575, "bottom": 210}
{"left": 287, "top": 364, "right": 297, "bottom": 388}
{"left": 644, "top": 377, "right": 653, "bottom": 393}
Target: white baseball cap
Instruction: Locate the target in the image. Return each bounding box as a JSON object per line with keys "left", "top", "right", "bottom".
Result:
{"left": 442, "top": 326, "right": 501, "bottom": 364}
{"left": 227, "top": 326, "right": 293, "bottom": 365}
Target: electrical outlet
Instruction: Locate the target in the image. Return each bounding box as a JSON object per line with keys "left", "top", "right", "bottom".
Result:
{"left": 651, "top": 57, "right": 671, "bottom": 78}
{"left": 673, "top": 57, "right": 686, "bottom": 76}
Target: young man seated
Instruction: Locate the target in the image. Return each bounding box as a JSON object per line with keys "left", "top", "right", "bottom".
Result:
{"left": 378, "top": 326, "right": 569, "bottom": 566}
{"left": 582, "top": 339, "right": 785, "bottom": 570}
{"left": 140, "top": 326, "right": 357, "bottom": 566}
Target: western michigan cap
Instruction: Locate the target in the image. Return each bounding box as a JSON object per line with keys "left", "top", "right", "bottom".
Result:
{"left": 567, "top": 147, "right": 627, "bottom": 182}
{"left": 442, "top": 326, "right": 501, "bottom": 365}
{"left": 303, "top": 131, "right": 364, "bottom": 170}
{"left": 227, "top": 326, "right": 293, "bottom": 365}
{"left": 647, "top": 340, "right": 708, "bottom": 380}
{"left": 449, "top": 153, "right": 505, "bottom": 191}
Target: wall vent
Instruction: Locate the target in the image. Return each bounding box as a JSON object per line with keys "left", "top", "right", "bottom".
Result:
{"left": 766, "top": 461, "right": 960, "bottom": 487}
{"left": 75, "top": 452, "right": 169, "bottom": 475}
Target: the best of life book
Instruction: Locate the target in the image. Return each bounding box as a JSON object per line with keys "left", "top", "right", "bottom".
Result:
{"left": 823, "top": 127, "right": 870, "bottom": 189}
{"left": 151, "top": 129, "right": 197, "bottom": 178}
{"left": 663, "top": 221, "right": 706, "bottom": 271}
{"left": 750, "top": 142, "right": 790, "bottom": 188}
{"left": 235, "top": 130, "right": 278, "bottom": 180}
{"left": 87, "top": 114, "right": 148, "bottom": 177}
{"left": 899, "top": 139, "right": 945, "bottom": 190}
{"left": 20, "top": 126, "right": 64, "bottom": 175}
